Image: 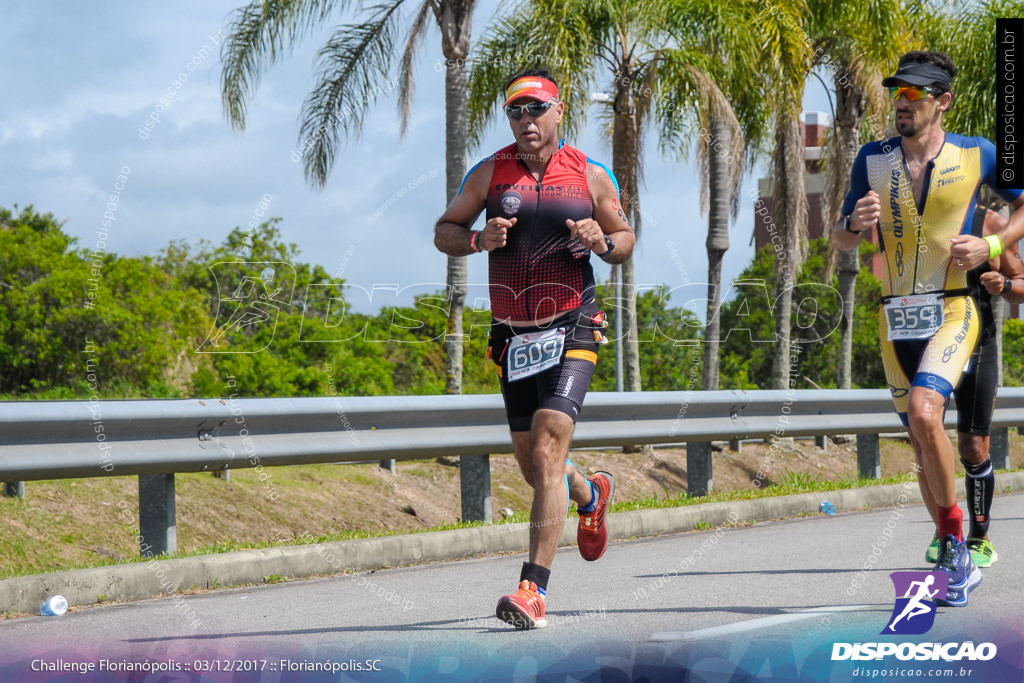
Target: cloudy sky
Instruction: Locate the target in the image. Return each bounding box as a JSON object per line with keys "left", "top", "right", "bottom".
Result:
{"left": 0, "top": 1, "right": 831, "bottom": 315}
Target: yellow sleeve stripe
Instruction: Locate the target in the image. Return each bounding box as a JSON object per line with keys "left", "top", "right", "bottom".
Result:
{"left": 565, "top": 349, "right": 598, "bottom": 364}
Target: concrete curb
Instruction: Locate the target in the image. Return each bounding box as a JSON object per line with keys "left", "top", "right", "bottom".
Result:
{"left": 4, "top": 472, "right": 1023, "bottom": 615}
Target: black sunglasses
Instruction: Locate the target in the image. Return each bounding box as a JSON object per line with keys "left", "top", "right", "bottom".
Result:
{"left": 504, "top": 101, "right": 554, "bottom": 120}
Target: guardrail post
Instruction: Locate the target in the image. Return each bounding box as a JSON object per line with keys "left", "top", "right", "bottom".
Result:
{"left": 687, "top": 442, "right": 712, "bottom": 496}
{"left": 380, "top": 459, "right": 396, "bottom": 475}
{"left": 3, "top": 482, "right": 25, "bottom": 498}
{"left": 990, "top": 427, "right": 1010, "bottom": 470}
{"left": 856, "top": 434, "right": 881, "bottom": 479}
{"left": 814, "top": 435, "right": 828, "bottom": 451}
{"left": 139, "top": 474, "right": 176, "bottom": 556}
{"left": 460, "top": 455, "right": 491, "bottom": 523}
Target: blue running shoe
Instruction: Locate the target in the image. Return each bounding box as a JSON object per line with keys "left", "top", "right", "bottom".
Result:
{"left": 933, "top": 535, "right": 981, "bottom": 607}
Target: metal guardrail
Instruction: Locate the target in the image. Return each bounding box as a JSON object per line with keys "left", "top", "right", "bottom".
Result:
{"left": 2, "top": 389, "right": 1022, "bottom": 556}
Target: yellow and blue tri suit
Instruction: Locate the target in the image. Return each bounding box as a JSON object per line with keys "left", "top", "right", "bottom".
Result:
{"left": 843, "top": 133, "right": 1022, "bottom": 424}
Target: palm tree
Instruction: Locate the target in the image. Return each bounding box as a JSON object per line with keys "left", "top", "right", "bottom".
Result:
{"left": 658, "top": 8, "right": 773, "bottom": 392}
{"left": 467, "top": 0, "right": 787, "bottom": 397}
{"left": 220, "top": 0, "right": 478, "bottom": 395}
{"left": 744, "top": 2, "right": 815, "bottom": 390}
{"left": 812, "top": 0, "right": 915, "bottom": 389}
{"left": 930, "top": 0, "right": 1024, "bottom": 142}
{"left": 658, "top": 0, "right": 809, "bottom": 392}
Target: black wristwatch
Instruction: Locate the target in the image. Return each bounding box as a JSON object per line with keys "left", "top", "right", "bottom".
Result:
{"left": 1002, "top": 276, "right": 1013, "bottom": 295}
{"left": 843, "top": 215, "right": 864, "bottom": 234}
{"left": 598, "top": 235, "right": 616, "bottom": 261}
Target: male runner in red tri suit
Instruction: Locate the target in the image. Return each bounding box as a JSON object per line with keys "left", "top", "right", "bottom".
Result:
{"left": 435, "top": 68, "right": 635, "bottom": 629}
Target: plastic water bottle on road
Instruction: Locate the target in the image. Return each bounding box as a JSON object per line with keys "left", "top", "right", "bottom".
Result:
{"left": 40, "top": 595, "right": 68, "bottom": 616}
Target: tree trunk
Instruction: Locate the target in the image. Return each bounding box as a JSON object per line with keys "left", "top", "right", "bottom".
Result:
{"left": 440, "top": 3, "right": 473, "bottom": 396}
{"left": 827, "top": 66, "right": 867, "bottom": 389}
{"left": 703, "top": 115, "right": 731, "bottom": 391}
{"left": 622, "top": 255, "right": 641, "bottom": 392}
{"left": 612, "top": 63, "right": 646, "bottom": 453}
{"left": 610, "top": 263, "right": 623, "bottom": 391}
{"left": 612, "top": 66, "right": 642, "bottom": 394}
{"left": 770, "top": 114, "right": 807, "bottom": 389}
{"left": 836, "top": 246, "right": 858, "bottom": 388}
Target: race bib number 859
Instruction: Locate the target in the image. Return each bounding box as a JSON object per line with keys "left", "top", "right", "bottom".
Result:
{"left": 507, "top": 327, "right": 565, "bottom": 382}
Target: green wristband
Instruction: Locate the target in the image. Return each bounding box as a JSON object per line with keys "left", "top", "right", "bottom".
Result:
{"left": 985, "top": 234, "right": 1003, "bottom": 260}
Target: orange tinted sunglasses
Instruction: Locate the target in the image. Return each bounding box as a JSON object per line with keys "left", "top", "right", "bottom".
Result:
{"left": 888, "top": 85, "right": 941, "bottom": 102}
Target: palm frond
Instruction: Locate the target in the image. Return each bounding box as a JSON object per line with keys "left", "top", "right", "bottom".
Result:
{"left": 220, "top": 0, "right": 348, "bottom": 130}
{"left": 466, "top": 0, "right": 601, "bottom": 150}
{"left": 938, "top": 0, "right": 1024, "bottom": 139}
{"left": 653, "top": 52, "right": 744, "bottom": 218}
{"left": 298, "top": 1, "right": 408, "bottom": 188}
{"left": 398, "top": 1, "right": 435, "bottom": 137}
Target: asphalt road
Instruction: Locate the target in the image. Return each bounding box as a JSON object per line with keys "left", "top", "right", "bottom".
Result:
{"left": 2, "top": 493, "right": 1022, "bottom": 682}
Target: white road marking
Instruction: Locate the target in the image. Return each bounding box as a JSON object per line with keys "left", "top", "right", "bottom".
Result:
{"left": 649, "top": 605, "right": 873, "bottom": 641}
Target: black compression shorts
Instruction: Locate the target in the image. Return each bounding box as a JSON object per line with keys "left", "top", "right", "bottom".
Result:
{"left": 489, "top": 303, "right": 603, "bottom": 432}
{"left": 955, "top": 334, "right": 998, "bottom": 436}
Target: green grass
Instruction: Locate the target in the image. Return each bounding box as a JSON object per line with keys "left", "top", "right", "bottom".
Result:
{"left": 608, "top": 471, "right": 921, "bottom": 514}
{"left": 102, "top": 469, "right": 938, "bottom": 571}
{"left": 2, "top": 459, "right": 1020, "bottom": 582}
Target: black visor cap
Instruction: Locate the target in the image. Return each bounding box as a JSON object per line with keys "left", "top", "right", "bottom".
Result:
{"left": 881, "top": 62, "right": 952, "bottom": 90}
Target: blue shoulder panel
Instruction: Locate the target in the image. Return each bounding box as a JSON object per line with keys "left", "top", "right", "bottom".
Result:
{"left": 458, "top": 155, "right": 491, "bottom": 195}
{"left": 586, "top": 156, "right": 620, "bottom": 199}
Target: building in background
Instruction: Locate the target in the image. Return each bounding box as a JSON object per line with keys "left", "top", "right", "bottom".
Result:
{"left": 753, "top": 111, "right": 880, "bottom": 279}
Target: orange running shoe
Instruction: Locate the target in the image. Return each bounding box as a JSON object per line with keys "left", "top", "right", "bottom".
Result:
{"left": 577, "top": 471, "right": 615, "bottom": 561}
{"left": 496, "top": 580, "right": 547, "bottom": 629}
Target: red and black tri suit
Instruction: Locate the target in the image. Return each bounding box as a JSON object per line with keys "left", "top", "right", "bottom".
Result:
{"left": 460, "top": 140, "right": 620, "bottom": 430}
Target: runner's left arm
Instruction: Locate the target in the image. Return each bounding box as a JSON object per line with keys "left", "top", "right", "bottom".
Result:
{"left": 980, "top": 209, "right": 1024, "bottom": 306}
{"left": 951, "top": 139, "right": 1024, "bottom": 269}
{"left": 568, "top": 161, "right": 635, "bottom": 264}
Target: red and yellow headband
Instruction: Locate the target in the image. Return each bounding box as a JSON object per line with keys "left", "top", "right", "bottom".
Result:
{"left": 503, "top": 77, "right": 559, "bottom": 107}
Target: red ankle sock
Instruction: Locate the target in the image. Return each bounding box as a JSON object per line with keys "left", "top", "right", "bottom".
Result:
{"left": 936, "top": 503, "right": 963, "bottom": 542}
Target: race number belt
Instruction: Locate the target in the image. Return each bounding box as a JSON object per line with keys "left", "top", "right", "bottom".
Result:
{"left": 507, "top": 327, "right": 565, "bottom": 382}
{"left": 883, "top": 294, "right": 943, "bottom": 341}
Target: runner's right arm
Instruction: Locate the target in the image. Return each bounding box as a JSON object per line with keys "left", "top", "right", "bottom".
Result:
{"left": 834, "top": 146, "right": 878, "bottom": 250}
{"left": 435, "top": 159, "right": 516, "bottom": 256}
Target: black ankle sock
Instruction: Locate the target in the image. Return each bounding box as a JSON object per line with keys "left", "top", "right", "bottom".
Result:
{"left": 520, "top": 562, "right": 550, "bottom": 592}
{"left": 961, "top": 455, "right": 994, "bottom": 538}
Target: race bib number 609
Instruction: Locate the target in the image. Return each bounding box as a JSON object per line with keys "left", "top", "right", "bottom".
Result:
{"left": 507, "top": 327, "right": 565, "bottom": 382}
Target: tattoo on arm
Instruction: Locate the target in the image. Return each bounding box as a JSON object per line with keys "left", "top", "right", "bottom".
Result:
{"left": 617, "top": 206, "right": 630, "bottom": 227}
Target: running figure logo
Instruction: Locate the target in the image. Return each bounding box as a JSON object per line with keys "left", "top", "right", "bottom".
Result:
{"left": 882, "top": 571, "right": 949, "bottom": 635}
{"left": 196, "top": 261, "right": 296, "bottom": 353}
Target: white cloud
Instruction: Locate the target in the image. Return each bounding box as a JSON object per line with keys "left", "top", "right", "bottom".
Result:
{"left": 0, "top": 0, "right": 830, "bottom": 322}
